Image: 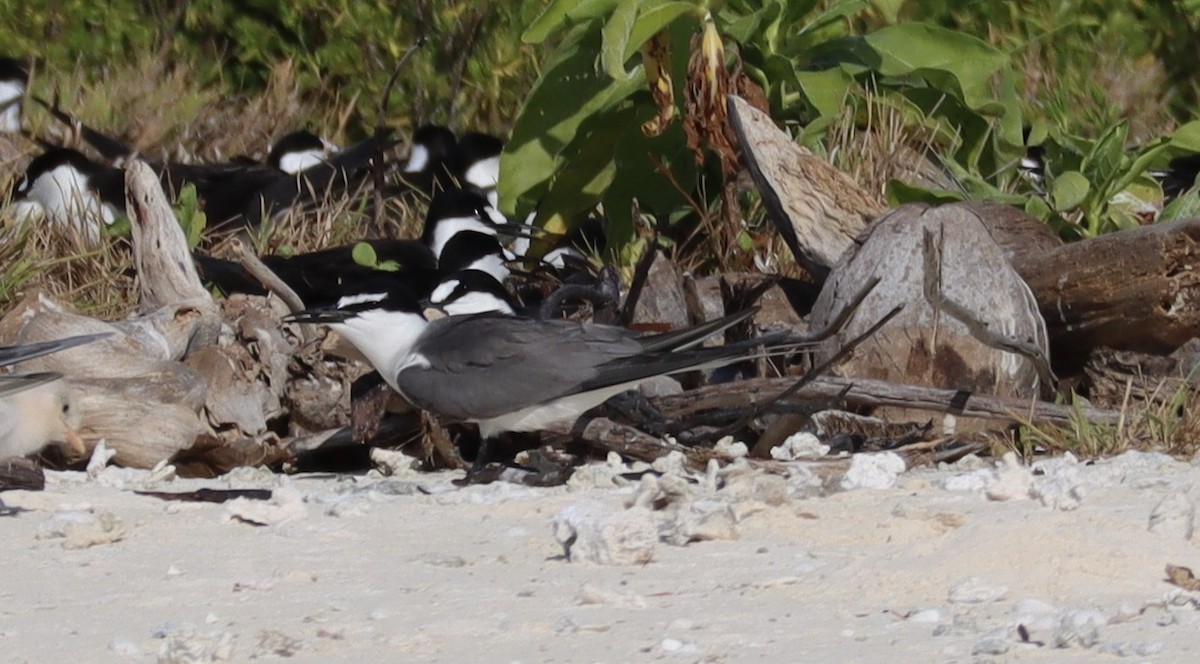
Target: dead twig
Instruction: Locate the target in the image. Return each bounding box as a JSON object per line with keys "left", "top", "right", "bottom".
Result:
{"left": 921, "top": 227, "right": 1058, "bottom": 392}
{"left": 653, "top": 375, "right": 1122, "bottom": 426}
{"left": 228, "top": 238, "right": 306, "bottom": 313}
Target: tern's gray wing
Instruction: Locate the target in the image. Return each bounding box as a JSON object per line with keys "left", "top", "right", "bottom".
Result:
{"left": 396, "top": 314, "right": 643, "bottom": 421}
{"left": 0, "top": 332, "right": 112, "bottom": 367}
{"left": 0, "top": 372, "right": 62, "bottom": 398}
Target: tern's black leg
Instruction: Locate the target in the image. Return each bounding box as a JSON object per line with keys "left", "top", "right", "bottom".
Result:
{"left": 470, "top": 435, "right": 497, "bottom": 475}
{"left": 605, "top": 392, "right": 671, "bottom": 436}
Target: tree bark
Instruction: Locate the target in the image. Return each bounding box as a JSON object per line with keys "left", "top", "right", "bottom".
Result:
{"left": 1013, "top": 218, "right": 1200, "bottom": 363}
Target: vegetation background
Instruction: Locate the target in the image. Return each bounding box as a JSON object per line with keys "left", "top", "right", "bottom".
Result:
{"left": 6, "top": 0, "right": 1200, "bottom": 303}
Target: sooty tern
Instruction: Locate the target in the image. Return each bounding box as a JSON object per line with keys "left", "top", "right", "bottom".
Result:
{"left": 454, "top": 131, "right": 504, "bottom": 208}
{"left": 194, "top": 238, "right": 439, "bottom": 307}
{"left": 266, "top": 130, "right": 340, "bottom": 175}
{"left": 11, "top": 147, "right": 125, "bottom": 242}
{"left": 287, "top": 294, "right": 779, "bottom": 471}
{"left": 427, "top": 270, "right": 518, "bottom": 316}
{"left": 0, "top": 56, "right": 27, "bottom": 134}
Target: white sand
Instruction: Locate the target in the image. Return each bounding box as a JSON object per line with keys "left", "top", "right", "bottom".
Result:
{"left": 2, "top": 450, "right": 1199, "bottom": 663}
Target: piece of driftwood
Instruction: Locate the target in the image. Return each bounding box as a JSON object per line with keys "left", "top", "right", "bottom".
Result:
{"left": 652, "top": 375, "right": 1120, "bottom": 426}
{"left": 1083, "top": 340, "right": 1200, "bottom": 407}
{"left": 957, "top": 200, "right": 1062, "bottom": 261}
{"left": 229, "top": 238, "right": 307, "bottom": 314}
{"left": 559, "top": 416, "right": 702, "bottom": 465}
{"left": 1012, "top": 217, "right": 1200, "bottom": 363}
{"left": 727, "top": 94, "right": 884, "bottom": 277}
{"left": 126, "top": 161, "right": 220, "bottom": 346}
{"left": 0, "top": 458, "right": 44, "bottom": 492}
{"left": 809, "top": 202, "right": 1049, "bottom": 433}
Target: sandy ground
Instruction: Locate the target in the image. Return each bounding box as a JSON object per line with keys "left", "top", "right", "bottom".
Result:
{"left": 2, "top": 448, "right": 1200, "bottom": 663}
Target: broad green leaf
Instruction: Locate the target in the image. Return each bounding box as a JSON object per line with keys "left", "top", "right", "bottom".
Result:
{"left": 599, "top": 0, "right": 695, "bottom": 80}
{"left": 1162, "top": 187, "right": 1200, "bottom": 221}
{"left": 1051, "top": 171, "right": 1090, "bottom": 211}
{"left": 1023, "top": 195, "right": 1052, "bottom": 221}
{"left": 869, "top": 0, "right": 904, "bottom": 24}
{"left": 602, "top": 107, "right": 696, "bottom": 247}
{"left": 624, "top": 1, "right": 697, "bottom": 61}
{"left": 863, "top": 23, "right": 1009, "bottom": 113}
{"left": 793, "top": 68, "right": 853, "bottom": 120}
{"left": 530, "top": 108, "right": 634, "bottom": 248}
{"left": 1168, "top": 121, "right": 1200, "bottom": 152}
{"left": 601, "top": 0, "right": 639, "bottom": 79}
{"left": 720, "top": 3, "right": 773, "bottom": 44}
{"left": 499, "top": 25, "right": 646, "bottom": 216}
{"left": 790, "top": 0, "right": 867, "bottom": 51}
{"left": 886, "top": 179, "right": 966, "bottom": 206}
{"left": 523, "top": 0, "right": 621, "bottom": 44}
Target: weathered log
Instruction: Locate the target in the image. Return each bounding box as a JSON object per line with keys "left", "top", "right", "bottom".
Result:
{"left": 727, "top": 94, "right": 884, "bottom": 277}
{"left": 1012, "top": 217, "right": 1200, "bottom": 363}
{"left": 809, "top": 202, "right": 1049, "bottom": 432}
{"left": 651, "top": 375, "right": 1121, "bottom": 426}
{"left": 956, "top": 201, "right": 1063, "bottom": 261}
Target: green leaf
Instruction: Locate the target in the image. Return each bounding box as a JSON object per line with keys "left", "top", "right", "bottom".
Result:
{"left": 603, "top": 0, "right": 696, "bottom": 79}
{"left": 523, "top": 0, "right": 621, "bottom": 44}
{"left": 172, "top": 183, "right": 207, "bottom": 248}
{"left": 601, "top": 0, "right": 639, "bottom": 79}
{"left": 1168, "top": 121, "right": 1200, "bottom": 152}
{"left": 1082, "top": 122, "right": 1128, "bottom": 187}
{"left": 885, "top": 180, "right": 965, "bottom": 206}
{"left": 1163, "top": 188, "right": 1200, "bottom": 221}
{"left": 1051, "top": 171, "right": 1091, "bottom": 211}
{"left": 351, "top": 242, "right": 378, "bottom": 268}
{"left": 869, "top": 0, "right": 904, "bottom": 24}
{"left": 624, "top": 1, "right": 697, "bottom": 61}
{"left": 530, "top": 108, "right": 633, "bottom": 246}
{"left": 862, "top": 23, "right": 1009, "bottom": 113}
{"left": 102, "top": 216, "right": 131, "bottom": 238}
{"left": 793, "top": 68, "right": 853, "bottom": 119}
{"left": 500, "top": 26, "right": 646, "bottom": 216}
{"left": 1023, "top": 195, "right": 1052, "bottom": 221}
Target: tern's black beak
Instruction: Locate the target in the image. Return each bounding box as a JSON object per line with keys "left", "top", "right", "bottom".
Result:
{"left": 0, "top": 331, "right": 114, "bottom": 368}
{"left": 491, "top": 222, "right": 562, "bottom": 239}
{"left": 284, "top": 309, "right": 355, "bottom": 325}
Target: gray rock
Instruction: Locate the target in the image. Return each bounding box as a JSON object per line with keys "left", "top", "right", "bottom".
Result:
{"left": 840, "top": 452, "right": 906, "bottom": 490}
{"left": 631, "top": 253, "right": 689, "bottom": 332}
{"left": 553, "top": 501, "right": 657, "bottom": 565}
{"left": 1052, "top": 609, "right": 1106, "bottom": 648}
{"left": 1148, "top": 491, "right": 1195, "bottom": 540}
{"left": 949, "top": 577, "right": 1009, "bottom": 604}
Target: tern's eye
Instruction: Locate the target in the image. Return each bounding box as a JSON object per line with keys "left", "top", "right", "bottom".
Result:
{"left": 61, "top": 402, "right": 70, "bottom": 414}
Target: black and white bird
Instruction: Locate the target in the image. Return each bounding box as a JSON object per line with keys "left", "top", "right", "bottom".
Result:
{"left": 194, "top": 238, "right": 440, "bottom": 307}
{"left": 0, "top": 332, "right": 110, "bottom": 459}
{"left": 266, "top": 130, "right": 340, "bottom": 175}
{"left": 0, "top": 56, "right": 26, "bottom": 135}
{"left": 426, "top": 269, "right": 518, "bottom": 316}
{"left": 287, "top": 293, "right": 777, "bottom": 471}
{"left": 194, "top": 188, "right": 515, "bottom": 304}
{"left": 454, "top": 131, "right": 504, "bottom": 208}
{"left": 400, "top": 124, "right": 459, "bottom": 193}
{"left": 10, "top": 147, "right": 125, "bottom": 242}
